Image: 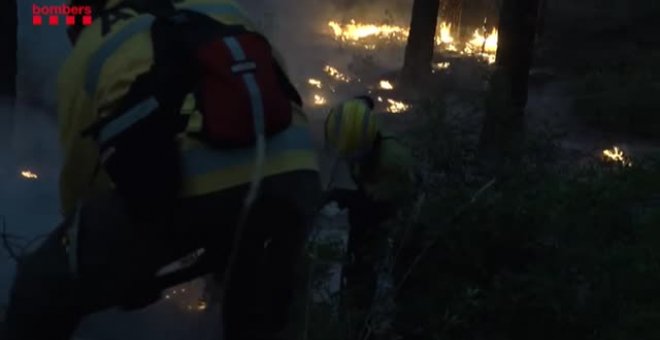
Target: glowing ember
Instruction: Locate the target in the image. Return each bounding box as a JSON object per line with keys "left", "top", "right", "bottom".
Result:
{"left": 20, "top": 170, "right": 38, "bottom": 179}
{"left": 487, "top": 54, "right": 496, "bottom": 65}
{"left": 602, "top": 146, "right": 633, "bottom": 167}
{"left": 161, "top": 282, "right": 209, "bottom": 312}
{"left": 313, "top": 94, "right": 327, "bottom": 106}
{"left": 379, "top": 80, "right": 394, "bottom": 90}
{"left": 434, "top": 62, "right": 451, "bottom": 70}
{"left": 323, "top": 65, "right": 351, "bottom": 82}
{"left": 386, "top": 99, "right": 410, "bottom": 113}
{"left": 186, "top": 300, "right": 208, "bottom": 311}
{"left": 308, "top": 78, "right": 322, "bottom": 89}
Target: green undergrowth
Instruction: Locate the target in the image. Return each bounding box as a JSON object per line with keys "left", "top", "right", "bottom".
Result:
{"left": 307, "top": 95, "right": 660, "bottom": 340}
{"left": 394, "top": 98, "right": 660, "bottom": 340}
{"left": 573, "top": 52, "right": 660, "bottom": 138}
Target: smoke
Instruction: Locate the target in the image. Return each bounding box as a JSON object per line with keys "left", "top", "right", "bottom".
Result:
{"left": 239, "top": 0, "right": 415, "bottom": 79}
{"left": 1, "top": 0, "right": 408, "bottom": 328}
{"left": 0, "top": 0, "right": 69, "bottom": 309}
{"left": 4, "top": 0, "right": 70, "bottom": 170}
{"left": 1, "top": 0, "right": 68, "bottom": 203}
{"left": 17, "top": 0, "right": 71, "bottom": 111}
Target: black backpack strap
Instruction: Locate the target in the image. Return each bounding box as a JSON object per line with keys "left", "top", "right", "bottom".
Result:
{"left": 160, "top": 9, "right": 303, "bottom": 107}
{"left": 83, "top": 6, "right": 303, "bottom": 139}
{"left": 213, "top": 17, "right": 304, "bottom": 107}
{"left": 274, "top": 61, "right": 303, "bottom": 106}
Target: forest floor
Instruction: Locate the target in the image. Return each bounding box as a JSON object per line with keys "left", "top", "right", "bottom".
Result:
{"left": 3, "top": 5, "right": 660, "bottom": 337}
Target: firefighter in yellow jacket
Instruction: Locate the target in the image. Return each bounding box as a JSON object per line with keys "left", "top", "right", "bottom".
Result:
{"left": 4, "top": 0, "right": 321, "bottom": 339}
{"left": 324, "top": 96, "right": 416, "bottom": 327}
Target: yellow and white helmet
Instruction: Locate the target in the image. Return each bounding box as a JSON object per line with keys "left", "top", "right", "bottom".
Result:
{"left": 324, "top": 96, "right": 379, "bottom": 159}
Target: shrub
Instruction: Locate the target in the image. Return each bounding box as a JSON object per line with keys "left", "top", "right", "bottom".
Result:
{"left": 392, "top": 97, "right": 660, "bottom": 339}
{"left": 307, "top": 94, "right": 660, "bottom": 340}
{"left": 573, "top": 57, "right": 660, "bottom": 138}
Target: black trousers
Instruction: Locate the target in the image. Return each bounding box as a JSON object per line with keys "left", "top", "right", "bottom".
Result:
{"left": 4, "top": 170, "right": 321, "bottom": 340}
{"left": 328, "top": 189, "right": 393, "bottom": 321}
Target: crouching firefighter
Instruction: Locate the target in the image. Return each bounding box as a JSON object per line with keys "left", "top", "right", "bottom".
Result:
{"left": 3, "top": 0, "right": 321, "bottom": 339}
{"left": 323, "top": 96, "right": 417, "bottom": 329}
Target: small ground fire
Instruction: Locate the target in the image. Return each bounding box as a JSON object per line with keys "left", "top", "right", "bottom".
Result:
{"left": 20, "top": 170, "right": 38, "bottom": 179}
{"left": 602, "top": 146, "right": 633, "bottom": 167}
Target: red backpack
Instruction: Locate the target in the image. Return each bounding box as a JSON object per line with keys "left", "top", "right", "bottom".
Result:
{"left": 153, "top": 8, "right": 302, "bottom": 146}
{"left": 82, "top": 7, "right": 302, "bottom": 206}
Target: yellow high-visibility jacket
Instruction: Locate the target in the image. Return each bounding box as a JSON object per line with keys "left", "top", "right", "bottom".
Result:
{"left": 57, "top": 0, "right": 318, "bottom": 216}
{"left": 350, "top": 133, "right": 416, "bottom": 204}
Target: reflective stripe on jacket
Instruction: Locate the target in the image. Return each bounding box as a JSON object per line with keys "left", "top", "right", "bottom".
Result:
{"left": 57, "top": 0, "right": 318, "bottom": 216}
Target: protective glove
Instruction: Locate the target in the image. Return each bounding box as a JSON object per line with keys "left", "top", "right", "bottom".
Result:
{"left": 323, "top": 188, "right": 360, "bottom": 210}
{"left": 320, "top": 201, "right": 342, "bottom": 217}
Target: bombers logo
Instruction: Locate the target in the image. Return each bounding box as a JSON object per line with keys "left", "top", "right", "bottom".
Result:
{"left": 32, "top": 4, "right": 93, "bottom": 26}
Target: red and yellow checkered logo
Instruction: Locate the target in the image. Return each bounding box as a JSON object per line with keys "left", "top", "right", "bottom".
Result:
{"left": 32, "top": 4, "right": 93, "bottom": 26}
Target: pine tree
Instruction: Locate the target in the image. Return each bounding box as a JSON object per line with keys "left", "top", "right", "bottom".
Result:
{"left": 0, "top": 0, "right": 18, "bottom": 152}
{"left": 400, "top": 0, "right": 440, "bottom": 89}
{"left": 479, "top": 0, "right": 540, "bottom": 159}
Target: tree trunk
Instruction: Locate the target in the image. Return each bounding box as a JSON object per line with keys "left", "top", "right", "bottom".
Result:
{"left": 479, "top": 0, "right": 539, "bottom": 160}
{"left": 536, "top": 0, "right": 548, "bottom": 39}
{"left": 400, "top": 0, "right": 440, "bottom": 89}
{"left": 0, "top": 0, "right": 18, "bottom": 152}
{"left": 0, "top": 0, "right": 17, "bottom": 101}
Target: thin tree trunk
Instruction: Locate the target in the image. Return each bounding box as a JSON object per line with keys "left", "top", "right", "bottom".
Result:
{"left": 0, "top": 0, "right": 17, "bottom": 102}
{"left": 400, "top": 0, "right": 440, "bottom": 88}
{"left": 479, "top": 0, "right": 539, "bottom": 159}
{"left": 0, "top": 0, "right": 18, "bottom": 153}
{"left": 536, "top": 0, "right": 548, "bottom": 40}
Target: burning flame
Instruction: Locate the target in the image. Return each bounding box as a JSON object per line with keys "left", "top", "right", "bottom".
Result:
{"left": 379, "top": 80, "right": 394, "bottom": 90}
{"left": 386, "top": 99, "right": 410, "bottom": 113}
{"left": 439, "top": 22, "right": 454, "bottom": 44}
{"left": 323, "top": 65, "right": 351, "bottom": 82}
{"left": 20, "top": 170, "right": 38, "bottom": 179}
{"left": 466, "top": 27, "right": 499, "bottom": 64}
{"left": 308, "top": 78, "right": 322, "bottom": 89}
{"left": 602, "top": 146, "right": 633, "bottom": 167}
{"left": 328, "top": 20, "right": 408, "bottom": 42}
{"left": 467, "top": 28, "right": 499, "bottom": 53}
{"left": 313, "top": 94, "right": 327, "bottom": 106}
{"left": 435, "top": 22, "right": 457, "bottom": 51}
{"left": 326, "top": 19, "right": 498, "bottom": 64}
